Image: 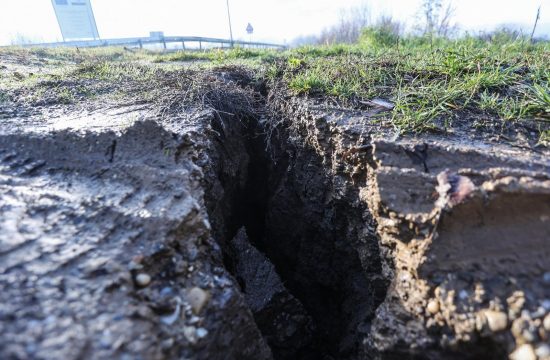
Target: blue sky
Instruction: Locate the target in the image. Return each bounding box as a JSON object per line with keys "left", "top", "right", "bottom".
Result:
{"left": 0, "top": 0, "right": 548, "bottom": 45}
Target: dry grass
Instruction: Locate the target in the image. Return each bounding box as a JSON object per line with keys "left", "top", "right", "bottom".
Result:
{"left": 151, "top": 66, "right": 266, "bottom": 123}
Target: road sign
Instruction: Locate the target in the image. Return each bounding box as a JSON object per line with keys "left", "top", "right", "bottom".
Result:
{"left": 51, "top": 0, "right": 100, "bottom": 41}
{"left": 149, "top": 31, "right": 164, "bottom": 39}
{"left": 246, "top": 23, "right": 254, "bottom": 35}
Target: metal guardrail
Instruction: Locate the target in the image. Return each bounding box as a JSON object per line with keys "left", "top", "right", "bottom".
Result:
{"left": 21, "top": 36, "right": 287, "bottom": 50}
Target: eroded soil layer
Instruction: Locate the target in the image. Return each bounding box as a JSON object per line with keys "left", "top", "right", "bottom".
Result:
{"left": 269, "top": 97, "right": 550, "bottom": 359}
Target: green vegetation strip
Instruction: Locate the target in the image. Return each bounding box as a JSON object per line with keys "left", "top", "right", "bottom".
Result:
{"left": 1, "top": 35, "right": 548, "bottom": 139}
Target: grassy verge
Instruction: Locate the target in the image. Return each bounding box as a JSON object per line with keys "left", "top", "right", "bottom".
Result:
{"left": 1, "top": 39, "right": 548, "bottom": 141}
{"left": 270, "top": 39, "right": 549, "bottom": 135}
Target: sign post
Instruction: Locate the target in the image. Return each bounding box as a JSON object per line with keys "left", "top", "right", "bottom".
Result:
{"left": 246, "top": 23, "right": 254, "bottom": 44}
{"left": 51, "top": 0, "right": 100, "bottom": 41}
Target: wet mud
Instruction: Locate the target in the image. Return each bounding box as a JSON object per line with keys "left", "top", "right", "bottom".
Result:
{"left": 1, "top": 69, "right": 549, "bottom": 360}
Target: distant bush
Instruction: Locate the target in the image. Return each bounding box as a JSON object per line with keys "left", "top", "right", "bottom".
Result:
{"left": 478, "top": 26, "right": 526, "bottom": 44}
{"left": 360, "top": 27, "right": 398, "bottom": 48}
{"left": 360, "top": 17, "right": 402, "bottom": 48}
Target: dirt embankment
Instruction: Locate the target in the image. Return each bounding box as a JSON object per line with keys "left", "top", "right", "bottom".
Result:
{"left": 1, "top": 67, "right": 549, "bottom": 360}
{"left": 0, "top": 115, "right": 273, "bottom": 359}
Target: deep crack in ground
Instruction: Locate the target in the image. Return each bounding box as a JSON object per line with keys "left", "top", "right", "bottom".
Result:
{"left": 203, "top": 113, "right": 389, "bottom": 359}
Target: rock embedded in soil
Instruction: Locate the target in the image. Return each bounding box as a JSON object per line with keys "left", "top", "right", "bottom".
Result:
{"left": 426, "top": 299, "right": 440, "bottom": 315}
{"left": 535, "top": 344, "right": 550, "bottom": 359}
{"left": 187, "top": 287, "right": 210, "bottom": 315}
{"left": 483, "top": 310, "right": 508, "bottom": 333}
{"left": 228, "top": 227, "right": 313, "bottom": 359}
{"left": 510, "top": 344, "right": 537, "bottom": 360}
{"left": 135, "top": 273, "right": 152, "bottom": 287}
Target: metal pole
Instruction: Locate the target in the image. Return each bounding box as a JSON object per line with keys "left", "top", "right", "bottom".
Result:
{"left": 226, "top": 0, "right": 234, "bottom": 48}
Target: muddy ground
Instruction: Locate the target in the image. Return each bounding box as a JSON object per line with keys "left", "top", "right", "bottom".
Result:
{"left": 1, "top": 56, "right": 549, "bottom": 360}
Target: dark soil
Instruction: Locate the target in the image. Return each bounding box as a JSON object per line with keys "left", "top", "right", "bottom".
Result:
{"left": 1, "top": 62, "right": 549, "bottom": 360}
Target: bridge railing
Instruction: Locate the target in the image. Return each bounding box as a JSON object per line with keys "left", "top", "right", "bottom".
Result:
{"left": 21, "top": 35, "right": 287, "bottom": 50}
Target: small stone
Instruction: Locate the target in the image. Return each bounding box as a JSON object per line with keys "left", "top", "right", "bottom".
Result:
{"left": 196, "top": 327, "right": 208, "bottom": 339}
{"left": 135, "top": 305, "right": 154, "bottom": 318}
{"left": 521, "top": 328, "right": 537, "bottom": 343}
{"left": 188, "top": 315, "right": 200, "bottom": 325}
{"left": 183, "top": 326, "right": 197, "bottom": 344}
{"left": 160, "top": 287, "right": 173, "bottom": 297}
{"left": 128, "top": 255, "right": 145, "bottom": 270}
{"left": 427, "top": 299, "right": 440, "bottom": 314}
{"left": 484, "top": 310, "right": 508, "bottom": 332}
{"left": 135, "top": 273, "right": 151, "bottom": 287}
{"left": 512, "top": 318, "right": 529, "bottom": 339}
{"left": 507, "top": 291, "right": 526, "bottom": 316}
{"left": 510, "top": 344, "right": 536, "bottom": 360}
{"left": 544, "top": 314, "right": 550, "bottom": 331}
{"left": 535, "top": 344, "right": 550, "bottom": 358}
{"left": 188, "top": 287, "right": 209, "bottom": 314}
{"left": 476, "top": 312, "right": 486, "bottom": 331}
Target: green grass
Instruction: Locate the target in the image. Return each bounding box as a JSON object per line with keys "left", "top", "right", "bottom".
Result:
{"left": 539, "top": 130, "right": 550, "bottom": 145}
{"left": 0, "top": 46, "right": 155, "bottom": 63}
{"left": 153, "top": 47, "right": 279, "bottom": 64}
{"left": 1, "top": 37, "right": 548, "bottom": 137}
{"left": 268, "top": 38, "right": 549, "bottom": 132}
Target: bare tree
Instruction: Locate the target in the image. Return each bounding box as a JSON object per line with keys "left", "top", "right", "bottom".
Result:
{"left": 415, "top": 0, "right": 458, "bottom": 37}
{"left": 318, "top": 2, "right": 371, "bottom": 44}
{"left": 377, "top": 15, "right": 404, "bottom": 37}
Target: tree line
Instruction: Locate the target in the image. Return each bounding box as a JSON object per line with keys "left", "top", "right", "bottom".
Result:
{"left": 292, "top": 0, "right": 544, "bottom": 46}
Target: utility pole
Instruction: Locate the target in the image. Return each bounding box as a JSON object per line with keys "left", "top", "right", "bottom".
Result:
{"left": 226, "top": 0, "right": 234, "bottom": 48}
